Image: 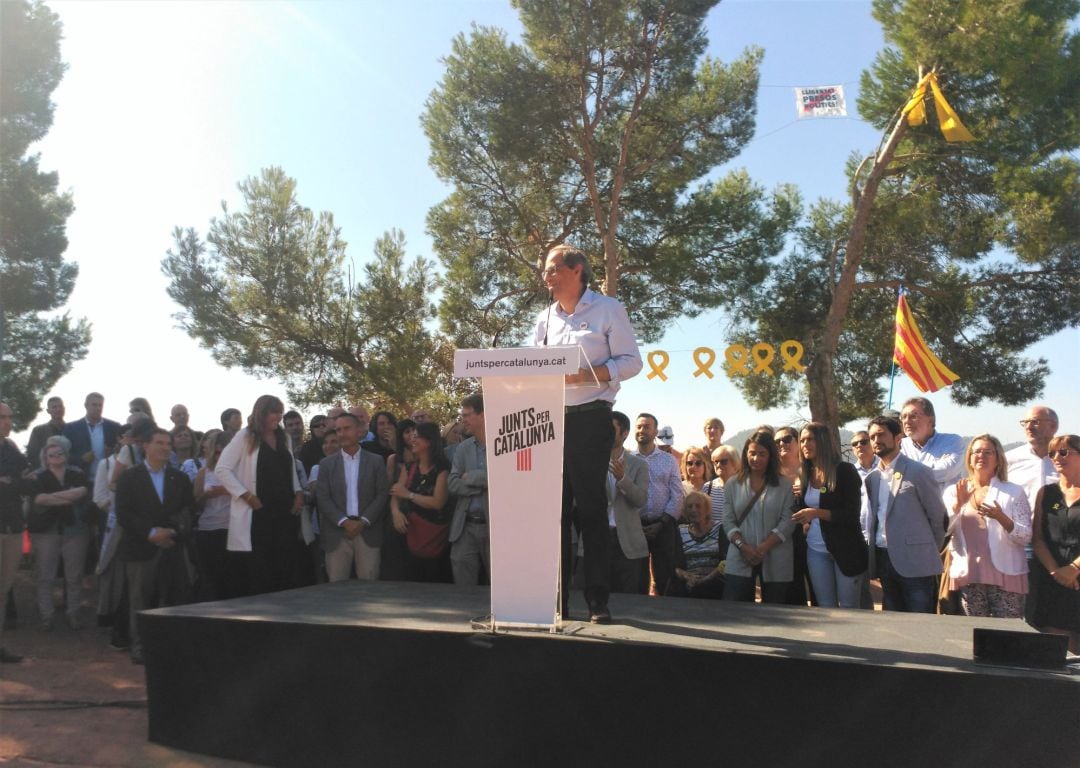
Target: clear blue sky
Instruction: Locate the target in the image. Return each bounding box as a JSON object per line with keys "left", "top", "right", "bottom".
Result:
{"left": 18, "top": 0, "right": 1078, "bottom": 450}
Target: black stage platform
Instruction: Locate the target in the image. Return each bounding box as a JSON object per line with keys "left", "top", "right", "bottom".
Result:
{"left": 141, "top": 581, "right": 1079, "bottom": 768}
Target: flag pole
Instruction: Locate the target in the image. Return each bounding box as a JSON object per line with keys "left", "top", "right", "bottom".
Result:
{"left": 886, "top": 284, "right": 902, "bottom": 410}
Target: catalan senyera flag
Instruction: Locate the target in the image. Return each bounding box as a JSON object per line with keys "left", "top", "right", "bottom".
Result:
{"left": 893, "top": 291, "right": 960, "bottom": 393}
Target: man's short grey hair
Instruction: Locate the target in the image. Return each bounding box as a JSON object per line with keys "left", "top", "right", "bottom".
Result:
{"left": 548, "top": 244, "right": 593, "bottom": 286}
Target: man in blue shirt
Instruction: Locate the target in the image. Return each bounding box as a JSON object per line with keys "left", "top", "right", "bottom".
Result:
{"left": 535, "top": 244, "right": 642, "bottom": 623}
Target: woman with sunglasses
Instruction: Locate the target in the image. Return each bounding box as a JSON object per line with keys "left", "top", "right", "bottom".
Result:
{"left": 682, "top": 446, "right": 726, "bottom": 528}
{"left": 711, "top": 445, "right": 740, "bottom": 485}
{"left": 1031, "top": 434, "right": 1080, "bottom": 652}
{"left": 942, "top": 435, "right": 1031, "bottom": 618}
{"left": 791, "top": 423, "right": 868, "bottom": 609}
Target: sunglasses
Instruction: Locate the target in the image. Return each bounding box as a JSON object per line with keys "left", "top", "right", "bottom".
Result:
{"left": 851, "top": 438, "right": 869, "bottom": 448}
{"left": 776, "top": 435, "right": 795, "bottom": 445}
{"left": 713, "top": 457, "right": 731, "bottom": 465}
{"left": 1049, "top": 448, "right": 1074, "bottom": 460}
{"left": 687, "top": 460, "right": 705, "bottom": 467}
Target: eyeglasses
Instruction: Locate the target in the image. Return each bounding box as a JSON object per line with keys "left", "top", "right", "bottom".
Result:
{"left": 687, "top": 460, "right": 705, "bottom": 467}
{"left": 971, "top": 449, "right": 996, "bottom": 457}
{"left": 541, "top": 264, "right": 565, "bottom": 277}
{"left": 850, "top": 439, "right": 870, "bottom": 448}
{"left": 1049, "top": 448, "right": 1073, "bottom": 460}
{"left": 713, "top": 457, "right": 731, "bottom": 466}
{"left": 900, "top": 412, "right": 924, "bottom": 421}
{"left": 1020, "top": 419, "right": 1048, "bottom": 427}
{"left": 776, "top": 435, "right": 795, "bottom": 445}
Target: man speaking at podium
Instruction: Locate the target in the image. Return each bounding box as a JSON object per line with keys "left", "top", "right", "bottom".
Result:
{"left": 535, "top": 244, "right": 642, "bottom": 623}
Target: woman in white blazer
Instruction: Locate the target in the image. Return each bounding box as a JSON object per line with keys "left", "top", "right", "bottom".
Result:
{"left": 943, "top": 434, "right": 1031, "bottom": 618}
{"left": 216, "top": 395, "right": 304, "bottom": 595}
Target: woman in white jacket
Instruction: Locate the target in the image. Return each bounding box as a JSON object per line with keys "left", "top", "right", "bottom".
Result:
{"left": 216, "top": 395, "right": 304, "bottom": 595}
{"left": 943, "top": 434, "right": 1031, "bottom": 618}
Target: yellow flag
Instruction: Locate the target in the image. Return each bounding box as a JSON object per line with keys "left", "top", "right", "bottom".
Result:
{"left": 928, "top": 74, "right": 975, "bottom": 142}
{"left": 901, "top": 72, "right": 974, "bottom": 142}
{"left": 903, "top": 73, "right": 931, "bottom": 126}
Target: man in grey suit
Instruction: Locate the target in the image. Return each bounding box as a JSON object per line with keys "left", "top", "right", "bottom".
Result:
{"left": 602, "top": 411, "right": 650, "bottom": 594}
{"left": 865, "top": 415, "right": 947, "bottom": 613}
{"left": 448, "top": 393, "right": 489, "bottom": 586}
{"left": 316, "top": 413, "right": 389, "bottom": 581}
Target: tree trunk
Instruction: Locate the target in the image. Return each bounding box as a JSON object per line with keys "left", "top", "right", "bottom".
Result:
{"left": 807, "top": 114, "right": 910, "bottom": 427}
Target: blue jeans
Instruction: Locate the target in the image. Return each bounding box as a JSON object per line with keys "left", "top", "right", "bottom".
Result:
{"left": 806, "top": 547, "right": 865, "bottom": 609}
{"left": 877, "top": 547, "right": 938, "bottom": 613}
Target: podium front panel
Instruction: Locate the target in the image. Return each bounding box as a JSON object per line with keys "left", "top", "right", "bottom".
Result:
{"left": 482, "top": 374, "right": 564, "bottom": 627}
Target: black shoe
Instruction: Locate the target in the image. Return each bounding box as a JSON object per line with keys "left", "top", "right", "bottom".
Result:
{"left": 108, "top": 637, "right": 131, "bottom": 651}
{"left": 589, "top": 604, "right": 611, "bottom": 624}
{"left": 0, "top": 647, "right": 23, "bottom": 663}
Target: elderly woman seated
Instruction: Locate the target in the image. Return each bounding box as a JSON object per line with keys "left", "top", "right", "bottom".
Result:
{"left": 670, "top": 491, "right": 727, "bottom": 599}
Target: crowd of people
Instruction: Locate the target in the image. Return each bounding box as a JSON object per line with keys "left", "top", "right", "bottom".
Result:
{"left": 0, "top": 243, "right": 1075, "bottom": 667}
{"left": 0, "top": 391, "right": 1076, "bottom": 665}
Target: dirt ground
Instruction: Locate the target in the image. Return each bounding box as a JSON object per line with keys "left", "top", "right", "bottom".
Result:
{"left": 0, "top": 565, "right": 255, "bottom": 768}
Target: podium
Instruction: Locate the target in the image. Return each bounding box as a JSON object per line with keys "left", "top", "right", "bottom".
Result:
{"left": 454, "top": 346, "right": 581, "bottom": 630}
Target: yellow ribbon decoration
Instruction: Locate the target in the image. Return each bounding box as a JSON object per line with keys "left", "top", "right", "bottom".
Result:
{"left": 692, "top": 347, "right": 716, "bottom": 379}
{"left": 902, "top": 71, "right": 974, "bottom": 142}
{"left": 646, "top": 350, "right": 669, "bottom": 381}
{"left": 780, "top": 340, "right": 806, "bottom": 373}
{"left": 750, "top": 343, "right": 776, "bottom": 375}
{"left": 724, "top": 344, "right": 750, "bottom": 376}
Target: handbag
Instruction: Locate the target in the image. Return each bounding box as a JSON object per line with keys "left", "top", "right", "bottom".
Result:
{"left": 406, "top": 512, "right": 450, "bottom": 559}
{"left": 937, "top": 544, "right": 960, "bottom": 615}
{"left": 402, "top": 463, "right": 450, "bottom": 559}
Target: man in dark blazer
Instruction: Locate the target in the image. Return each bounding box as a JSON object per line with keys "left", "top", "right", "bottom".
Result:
{"left": 62, "top": 392, "right": 122, "bottom": 479}
{"left": 115, "top": 428, "right": 194, "bottom": 664}
{"left": 865, "top": 415, "right": 947, "bottom": 613}
{"left": 316, "top": 413, "right": 389, "bottom": 581}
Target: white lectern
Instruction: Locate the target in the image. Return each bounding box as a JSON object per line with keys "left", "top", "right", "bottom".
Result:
{"left": 454, "top": 346, "right": 580, "bottom": 630}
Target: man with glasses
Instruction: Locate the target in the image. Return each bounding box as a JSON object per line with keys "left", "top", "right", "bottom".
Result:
{"left": 535, "top": 244, "right": 642, "bottom": 623}
{"left": 898, "top": 396, "right": 966, "bottom": 494}
{"left": 1006, "top": 404, "right": 1060, "bottom": 622}
{"left": 851, "top": 430, "right": 878, "bottom": 608}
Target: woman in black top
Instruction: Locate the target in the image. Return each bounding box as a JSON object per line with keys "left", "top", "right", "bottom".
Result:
{"left": 390, "top": 421, "right": 452, "bottom": 583}
{"left": 247, "top": 396, "right": 303, "bottom": 595}
{"left": 1031, "top": 434, "right": 1080, "bottom": 653}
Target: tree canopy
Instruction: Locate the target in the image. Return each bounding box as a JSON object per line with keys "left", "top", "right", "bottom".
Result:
{"left": 423, "top": 0, "right": 799, "bottom": 347}
{"left": 724, "top": 0, "right": 1080, "bottom": 425}
{"left": 162, "top": 167, "right": 469, "bottom": 419}
{"left": 0, "top": 0, "right": 89, "bottom": 430}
